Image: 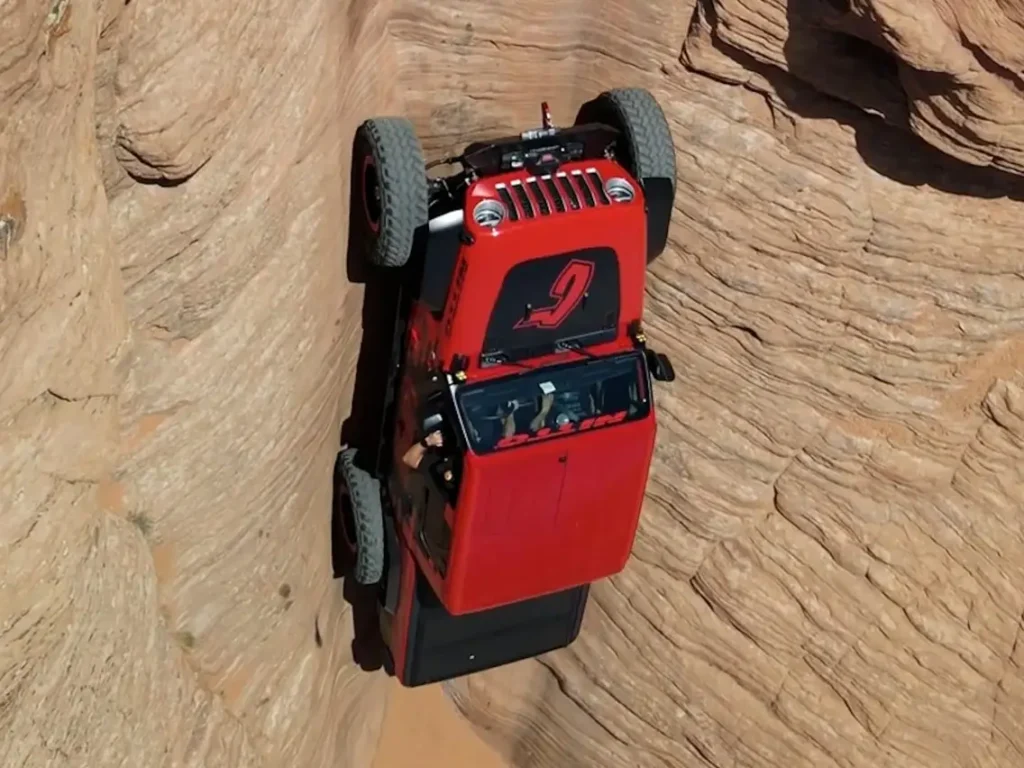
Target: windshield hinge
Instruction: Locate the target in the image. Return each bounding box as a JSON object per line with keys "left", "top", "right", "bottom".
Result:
{"left": 447, "top": 353, "right": 470, "bottom": 381}
{"left": 628, "top": 320, "right": 647, "bottom": 348}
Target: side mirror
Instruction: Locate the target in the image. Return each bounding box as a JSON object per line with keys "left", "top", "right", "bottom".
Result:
{"left": 419, "top": 387, "right": 447, "bottom": 436}
{"left": 422, "top": 411, "right": 444, "bottom": 435}
{"left": 646, "top": 349, "right": 676, "bottom": 383}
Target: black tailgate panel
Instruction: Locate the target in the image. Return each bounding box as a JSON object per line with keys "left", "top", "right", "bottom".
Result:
{"left": 402, "top": 571, "right": 589, "bottom": 687}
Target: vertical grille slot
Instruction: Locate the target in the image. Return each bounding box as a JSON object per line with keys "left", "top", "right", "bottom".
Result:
{"left": 541, "top": 175, "right": 566, "bottom": 213}
{"left": 510, "top": 180, "right": 535, "bottom": 218}
{"left": 572, "top": 170, "right": 596, "bottom": 208}
{"left": 526, "top": 178, "right": 550, "bottom": 216}
{"left": 556, "top": 172, "right": 581, "bottom": 210}
{"left": 495, "top": 183, "right": 519, "bottom": 222}
{"left": 586, "top": 169, "right": 610, "bottom": 205}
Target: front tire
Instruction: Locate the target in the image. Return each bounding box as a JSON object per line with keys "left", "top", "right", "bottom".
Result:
{"left": 575, "top": 88, "right": 677, "bottom": 262}
{"left": 336, "top": 448, "right": 385, "bottom": 585}
{"left": 352, "top": 118, "right": 429, "bottom": 269}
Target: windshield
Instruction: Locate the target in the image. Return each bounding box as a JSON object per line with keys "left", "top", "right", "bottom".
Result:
{"left": 455, "top": 351, "right": 650, "bottom": 454}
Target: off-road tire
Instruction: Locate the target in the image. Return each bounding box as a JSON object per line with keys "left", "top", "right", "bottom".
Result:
{"left": 337, "top": 448, "right": 385, "bottom": 585}
{"left": 575, "top": 88, "right": 676, "bottom": 261}
{"left": 576, "top": 88, "right": 676, "bottom": 192}
{"left": 353, "top": 118, "right": 428, "bottom": 269}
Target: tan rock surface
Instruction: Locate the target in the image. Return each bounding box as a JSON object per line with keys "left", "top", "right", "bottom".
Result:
{"left": 4, "top": 0, "right": 1024, "bottom": 767}
{"left": 2, "top": 0, "right": 392, "bottom": 765}
{"left": 686, "top": 0, "right": 1024, "bottom": 174}
{"left": 372, "top": 680, "right": 505, "bottom": 768}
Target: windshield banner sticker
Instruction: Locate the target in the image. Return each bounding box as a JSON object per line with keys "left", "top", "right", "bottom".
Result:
{"left": 494, "top": 410, "right": 628, "bottom": 450}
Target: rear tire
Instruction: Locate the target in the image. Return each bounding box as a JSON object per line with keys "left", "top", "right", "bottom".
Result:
{"left": 337, "top": 448, "right": 385, "bottom": 585}
{"left": 352, "top": 118, "right": 429, "bottom": 269}
{"left": 575, "top": 88, "right": 676, "bottom": 262}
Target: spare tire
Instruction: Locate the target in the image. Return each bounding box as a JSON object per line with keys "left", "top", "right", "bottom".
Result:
{"left": 575, "top": 88, "right": 677, "bottom": 263}
{"left": 352, "top": 117, "right": 429, "bottom": 269}
{"left": 336, "top": 448, "right": 385, "bottom": 585}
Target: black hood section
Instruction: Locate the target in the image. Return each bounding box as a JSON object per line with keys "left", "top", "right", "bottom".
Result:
{"left": 482, "top": 247, "right": 620, "bottom": 366}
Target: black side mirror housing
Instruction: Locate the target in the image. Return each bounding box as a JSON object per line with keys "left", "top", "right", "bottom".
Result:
{"left": 421, "top": 411, "right": 444, "bottom": 435}
{"left": 646, "top": 349, "right": 676, "bottom": 383}
{"left": 418, "top": 386, "right": 448, "bottom": 437}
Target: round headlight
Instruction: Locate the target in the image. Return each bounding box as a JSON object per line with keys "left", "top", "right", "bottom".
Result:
{"left": 473, "top": 199, "right": 506, "bottom": 227}
{"left": 604, "top": 176, "right": 636, "bottom": 203}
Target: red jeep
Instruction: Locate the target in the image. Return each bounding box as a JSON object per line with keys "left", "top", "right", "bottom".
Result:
{"left": 337, "top": 89, "right": 677, "bottom": 687}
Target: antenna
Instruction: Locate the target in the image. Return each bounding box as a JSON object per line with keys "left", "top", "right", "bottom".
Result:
{"left": 541, "top": 101, "right": 554, "bottom": 130}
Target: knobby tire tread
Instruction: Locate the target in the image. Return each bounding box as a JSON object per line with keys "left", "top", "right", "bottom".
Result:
{"left": 338, "top": 447, "right": 385, "bottom": 585}
{"left": 361, "top": 117, "right": 428, "bottom": 269}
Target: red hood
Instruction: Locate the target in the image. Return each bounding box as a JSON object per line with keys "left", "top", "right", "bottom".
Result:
{"left": 444, "top": 414, "right": 657, "bottom": 614}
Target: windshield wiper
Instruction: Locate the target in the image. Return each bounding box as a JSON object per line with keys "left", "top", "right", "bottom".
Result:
{"left": 482, "top": 351, "right": 535, "bottom": 370}
{"left": 557, "top": 339, "right": 598, "bottom": 361}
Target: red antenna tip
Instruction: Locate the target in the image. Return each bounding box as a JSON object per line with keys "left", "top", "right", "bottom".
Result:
{"left": 541, "top": 101, "right": 553, "bottom": 129}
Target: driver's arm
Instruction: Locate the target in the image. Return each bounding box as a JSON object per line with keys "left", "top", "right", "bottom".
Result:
{"left": 402, "top": 441, "right": 427, "bottom": 470}
{"left": 402, "top": 429, "right": 444, "bottom": 470}
{"left": 501, "top": 402, "right": 519, "bottom": 439}
{"left": 530, "top": 393, "right": 555, "bottom": 432}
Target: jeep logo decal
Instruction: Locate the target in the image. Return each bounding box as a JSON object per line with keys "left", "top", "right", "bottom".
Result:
{"left": 514, "top": 259, "right": 595, "bottom": 331}
{"left": 482, "top": 247, "right": 620, "bottom": 361}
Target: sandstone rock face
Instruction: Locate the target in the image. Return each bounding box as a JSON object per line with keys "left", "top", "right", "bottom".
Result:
{"left": 4, "top": 0, "right": 1024, "bottom": 767}
{"left": 2, "top": 0, "right": 394, "bottom": 765}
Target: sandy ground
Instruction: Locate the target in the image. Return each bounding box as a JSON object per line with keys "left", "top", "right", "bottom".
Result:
{"left": 372, "top": 679, "right": 507, "bottom": 768}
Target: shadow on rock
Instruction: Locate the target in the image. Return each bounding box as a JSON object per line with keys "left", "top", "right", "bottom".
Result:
{"left": 328, "top": 128, "right": 405, "bottom": 674}
{"left": 331, "top": 279, "right": 397, "bottom": 671}
{"left": 330, "top": 452, "right": 387, "bottom": 672}
{"left": 691, "top": 0, "right": 1024, "bottom": 199}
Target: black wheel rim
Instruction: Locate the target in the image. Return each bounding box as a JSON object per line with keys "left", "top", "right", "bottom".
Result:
{"left": 361, "top": 156, "right": 382, "bottom": 231}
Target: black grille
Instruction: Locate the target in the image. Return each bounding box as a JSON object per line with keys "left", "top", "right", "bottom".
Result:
{"left": 495, "top": 184, "right": 519, "bottom": 222}
{"left": 586, "top": 169, "right": 610, "bottom": 205}
{"left": 557, "top": 173, "right": 581, "bottom": 210}
{"left": 511, "top": 181, "right": 535, "bottom": 218}
{"left": 541, "top": 175, "right": 566, "bottom": 213}
{"left": 572, "top": 171, "right": 596, "bottom": 208}
{"left": 526, "top": 178, "right": 550, "bottom": 216}
{"left": 490, "top": 168, "right": 609, "bottom": 224}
